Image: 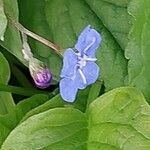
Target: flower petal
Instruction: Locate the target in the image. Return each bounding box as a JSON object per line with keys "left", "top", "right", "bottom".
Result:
{"left": 59, "top": 78, "right": 78, "bottom": 102}
{"left": 60, "top": 48, "right": 78, "bottom": 78}
{"left": 75, "top": 25, "right": 102, "bottom": 57}
{"left": 82, "top": 62, "right": 100, "bottom": 85}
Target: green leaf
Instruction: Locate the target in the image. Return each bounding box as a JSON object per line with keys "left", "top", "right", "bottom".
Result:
{"left": 22, "top": 87, "right": 90, "bottom": 122}
{"left": 0, "top": 93, "right": 14, "bottom": 115}
{"left": 0, "top": 0, "right": 7, "bottom": 41}
{"left": 0, "top": 52, "right": 10, "bottom": 84}
{"left": 9, "top": 94, "right": 49, "bottom": 124}
{"left": 125, "top": 0, "right": 150, "bottom": 103}
{"left": 0, "top": 94, "right": 49, "bottom": 146}
{"left": 98, "top": 31, "right": 127, "bottom": 91}
{"left": 1, "top": 108, "right": 88, "bottom": 150}
{"left": 72, "top": 87, "right": 90, "bottom": 112}
{"left": 86, "top": 80, "right": 102, "bottom": 109}
{"left": 85, "top": 0, "right": 131, "bottom": 49}
{"left": 0, "top": 88, "right": 90, "bottom": 147}
{"left": 45, "top": 0, "right": 127, "bottom": 90}
{"left": 0, "top": 0, "right": 26, "bottom": 65}
{"left": 0, "top": 51, "right": 14, "bottom": 115}
{"left": 2, "top": 87, "right": 150, "bottom": 149}
{"left": 88, "top": 87, "right": 150, "bottom": 149}
{"left": 21, "top": 94, "right": 65, "bottom": 122}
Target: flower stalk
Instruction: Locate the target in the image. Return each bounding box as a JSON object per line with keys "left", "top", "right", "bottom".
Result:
{"left": 10, "top": 19, "right": 62, "bottom": 56}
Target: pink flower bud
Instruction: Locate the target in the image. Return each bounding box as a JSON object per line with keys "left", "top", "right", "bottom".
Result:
{"left": 29, "top": 58, "right": 52, "bottom": 89}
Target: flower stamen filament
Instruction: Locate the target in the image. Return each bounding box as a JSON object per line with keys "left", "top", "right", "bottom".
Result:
{"left": 78, "top": 69, "right": 87, "bottom": 84}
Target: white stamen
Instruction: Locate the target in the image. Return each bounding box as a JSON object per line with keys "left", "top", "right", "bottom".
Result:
{"left": 78, "top": 58, "right": 86, "bottom": 68}
{"left": 77, "top": 54, "right": 97, "bottom": 69}
{"left": 75, "top": 52, "right": 81, "bottom": 57}
{"left": 83, "top": 37, "right": 96, "bottom": 53}
{"left": 85, "top": 57, "right": 97, "bottom": 61}
{"left": 78, "top": 69, "right": 87, "bottom": 84}
{"left": 83, "top": 55, "right": 97, "bottom": 61}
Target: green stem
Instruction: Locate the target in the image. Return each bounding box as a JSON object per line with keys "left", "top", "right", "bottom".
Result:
{"left": 0, "top": 84, "right": 49, "bottom": 96}
{"left": 12, "top": 20, "right": 63, "bottom": 56}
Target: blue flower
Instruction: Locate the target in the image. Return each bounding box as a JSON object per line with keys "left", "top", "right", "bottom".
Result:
{"left": 59, "top": 25, "right": 102, "bottom": 102}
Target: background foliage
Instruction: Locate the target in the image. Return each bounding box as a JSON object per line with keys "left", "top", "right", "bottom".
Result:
{"left": 0, "top": 0, "right": 150, "bottom": 149}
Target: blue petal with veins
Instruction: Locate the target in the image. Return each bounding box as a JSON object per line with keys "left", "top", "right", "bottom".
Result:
{"left": 59, "top": 25, "right": 102, "bottom": 102}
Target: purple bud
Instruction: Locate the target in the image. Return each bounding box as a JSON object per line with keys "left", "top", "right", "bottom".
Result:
{"left": 33, "top": 68, "right": 52, "bottom": 89}
{"left": 29, "top": 58, "right": 52, "bottom": 89}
